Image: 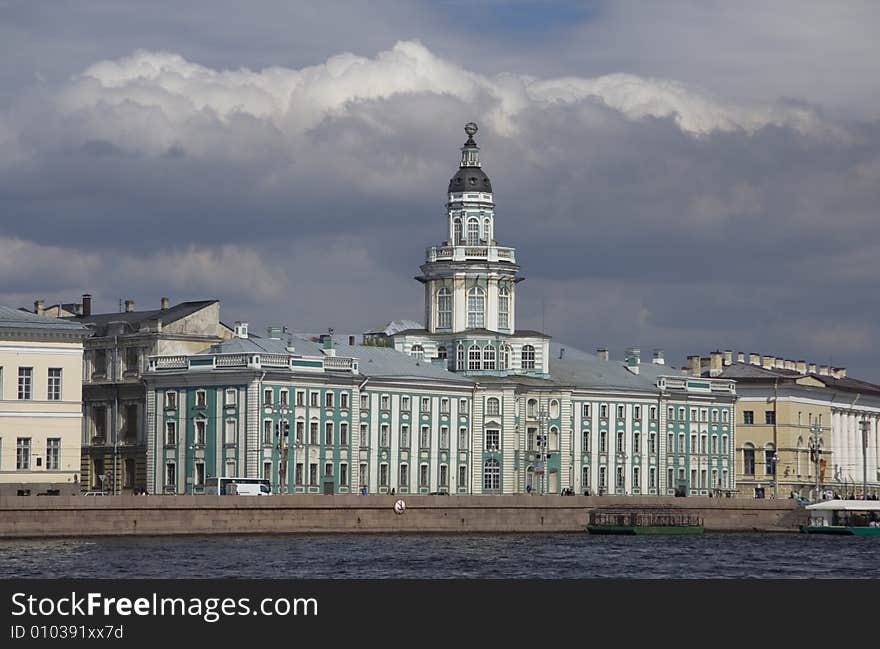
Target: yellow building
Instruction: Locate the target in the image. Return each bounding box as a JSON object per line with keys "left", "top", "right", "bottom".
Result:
{"left": 0, "top": 305, "right": 90, "bottom": 496}
{"left": 688, "top": 351, "right": 880, "bottom": 499}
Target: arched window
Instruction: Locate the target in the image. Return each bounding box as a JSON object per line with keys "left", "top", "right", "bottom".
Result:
{"left": 549, "top": 426, "right": 559, "bottom": 451}
{"left": 467, "top": 287, "right": 485, "bottom": 328}
{"left": 498, "top": 287, "right": 510, "bottom": 330}
{"left": 500, "top": 344, "right": 511, "bottom": 370}
{"left": 483, "top": 344, "right": 496, "bottom": 370}
{"left": 483, "top": 458, "right": 501, "bottom": 492}
{"left": 483, "top": 217, "right": 491, "bottom": 242}
{"left": 796, "top": 436, "right": 803, "bottom": 476}
{"left": 549, "top": 399, "right": 559, "bottom": 419}
{"left": 521, "top": 345, "right": 535, "bottom": 370}
{"left": 453, "top": 218, "right": 462, "bottom": 245}
{"left": 437, "top": 345, "right": 447, "bottom": 360}
{"left": 486, "top": 398, "right": 500, "bottom": 416}
{"left": 765, "top": 443, "right": 776, "bottom": 477}
{"left": 527, "top": 399, "right": 537, "bottom": 418}
{"left": 456, "top": 344, "right": 465, "bottom": 371}
{"left": 437, "top": 288, "right": 452, "bottom": 329}
{"left": 411, "top": 345, "right": 424, "bottom": 361}
{"left": 468, "top": 344, "right": 482, "bottom": 371}
{"left": 467, "top": 218, "right": 480, "bottom": 245}
{"left": 743, "top": 443, "right": 755, "bottom": 476}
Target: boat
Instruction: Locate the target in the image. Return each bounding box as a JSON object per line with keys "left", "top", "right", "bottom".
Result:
{"left": 586, "top": 505, "right": 704, "bottom": 535}
{"left": 801, "top": 499, "right": 880, "bottom": 535}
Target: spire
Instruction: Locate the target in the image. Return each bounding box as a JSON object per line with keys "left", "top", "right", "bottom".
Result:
{"left": 460, "top": 122, "right": 481, "bottom": 168}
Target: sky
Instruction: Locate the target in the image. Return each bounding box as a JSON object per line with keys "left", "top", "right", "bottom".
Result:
{"left": 1, "top": 1, "right": 879, "bottom": 378}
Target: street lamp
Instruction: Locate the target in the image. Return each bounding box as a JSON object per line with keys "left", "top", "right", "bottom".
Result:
{"left": 808, "top": 423, "right": 823, "bottom": 501}
{"left": 537, "top": 407, "right": 549, "bottom": 495}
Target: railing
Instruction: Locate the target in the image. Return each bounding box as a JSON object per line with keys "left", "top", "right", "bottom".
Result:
{"left": 214, "top": 354, "right": 250, "bottom": 367}
{"left": 152, "top": 355, "right": 187, "bottom": 370}
{"left": 324, "top": 357, "right": 356, "bottom": 372}
{"left": 261, "top": 354, "right": 289, "bottom": 368}
{"left": 425, "top": 245, "right": 516, "bottom": 263}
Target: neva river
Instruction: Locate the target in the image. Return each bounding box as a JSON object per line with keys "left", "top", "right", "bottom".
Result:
{"left": 1, "top": 533, "right": 877, "bottom": 579}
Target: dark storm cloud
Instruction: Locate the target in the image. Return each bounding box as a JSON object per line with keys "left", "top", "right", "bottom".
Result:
{"left": 1, "top": 3, "right": 880, "bottom": 380}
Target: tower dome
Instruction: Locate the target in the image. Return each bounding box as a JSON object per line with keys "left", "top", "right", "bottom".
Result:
{"left": 448, "top": 122, "right": 492, "bottom": 193}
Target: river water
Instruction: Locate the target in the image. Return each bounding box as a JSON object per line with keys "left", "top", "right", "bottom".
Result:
{"left": 1, "top": 533, "right": 877, "bottom": 579}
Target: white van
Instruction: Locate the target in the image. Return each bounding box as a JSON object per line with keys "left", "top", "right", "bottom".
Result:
{"left": 230, "top": 482, "right": 272, "bottom": 496}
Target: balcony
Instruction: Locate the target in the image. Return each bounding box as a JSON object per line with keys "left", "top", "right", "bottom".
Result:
{"left": 425, "top": 245, "right": 516, "bottom": 264}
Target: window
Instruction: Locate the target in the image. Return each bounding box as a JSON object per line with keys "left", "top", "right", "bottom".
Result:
{"left": 457, "top": 345, "right": 465, "bottom": 370}
{"left": 401, "top": 424, "right": 410, "bottom": 448}
{"left": 340, "top": 393, "right": 348, "bottom": 409}
{"left": 700, "top": 435, "right": 707, "bottom": 454}
{"left": 309, "top": 422, "right": 318, "bottom": 444}
{"left": 633, "top": 432, "right": 640, "bottom": 454}
{"left": 633, "top": 467, "right": 641, "bottom": 489}
{"left": 340, "top": 423, "right": 349, "bottom": 446}
{"left": 225, "top": 460, "right": 236, "bottom": 478}
{"left": 459, "top": 427, "right": 468, "bottom": 449}
{"left": 582, "top": 430, "right": 590, "bottom": 452}
{"left": 420, "top": 426, "right": 430, "bottom": 449}
{"left": 437, "top": 288, "right": 452, "bottom": 329}
{"left": 263, "top": 420, "right": 272, "bottom": 445}
{"left": 420, "top": 464, "right": 429, "bottom": 488}
{"left": 690, "top": 409, "right": 697, "bottom": 420}
{"left": 743, "top": 410, "right": 754, "bottom": 424}
{"left": 411, "top": 345, "right": 424, "bottom": 361}
{"left": 225, "top": 419, "right": 236, "bottom": 445}
{"left": 498, "top": 287, "right": 510, "bottom": 329}
{"left": 399, "top": 464, "right": 409, "bottom": 487}
{"left": 722, "top": 435, "right": 729, "bottom": 455}
{"left": 196, "top": 390, "right": 207, "bottom": 408}
{"left": 483, "top": 344, "right": 496, "bottom": 370}
{"left": 633, "top": 405, "right": 641, "bottom": 420}
{"left": 500, "top": 345, "right": 510, "bottom": 370}
{"left": 225, "top": 388, "right": 236, "bottom": 406}
{"left": 617, "top": 405, "right": 625, "bottom": 419}
{"left": 679, "top": 433, "right": 685, "bottom": 451}
{"left": 521, "top": 345, "right": 535, "bottom": 370}
{"left": 453, "top": 218, "right": 462, "bottom": 244}
{"left": 649, "top": 467, "right": 656, "bottom": 489}
{"left": 616, "top": 466, "right": 625, "bottom": 489}
{"left": 599, "top": 467, "right": 607, "bottom": 488}
{"left": 165, "top": 421, "right": 177, "bottom": 446}
{"left": 359, "top": 424, "right": 368, "bottom": 448}
{"left": 280, "top": 390, "right": 289, "bottom": 407}
{"left": 264, "top": 388, "right": 274, "bottom": 405}
{"left": 668, "top": 406, "right": 675, "bottom": 420}
{"left": 165, "top": 463, "right": 176, "bottom": 487}
{"left": 325, "top": 422, "right": 334, "bottom": 446}
{"left": 616, "top": 431, "right": 624, "bottom": 454}
{"left": 711, "top": 410, "right": 718, "bottom": 423}
{"left": 460, "top": 398, "right": 469, "bottom": 414}
{"left": 126, "top": 347, "right": 139, "bottom": 372}
{"left": 691, "top": 434, "right": 697, "bottom": 451}
{"left": 765, "top": 446, "right": 776, "bottom": 476}
{"left": 649, "top": 432, "right": 656, "bottom": 454}
{"left": 667, "top": 433, "right": 673, "bottom": 453}
{"left": 700, "top": 409, "right": 708, "bottom": 422}
{"left": 16, "top": 437, "right": 31, "bottom": 470}
{"left": 485, "top": 429, "right": 500, "bottom": 451}
{"left": 701, "top": 469, "right": 707, "bottom": 488}
{"left": 325, "top": 392, "right": 334, "bottom": 409}
{"left": 310, "top": 392, "right": 319, "bottom": 407}
{"left": 483, "top": 459, "right": 500, "bottom": 492}
{"left": 582, "top": 404, "right": 591, "bottom": 418}
{"left": 421, "top": 397, "right": 430, "bottom": 412}
{"left": 722, "top": 410, "right": 729, "bottom": 423}
{"left": 439, "top": 465, "right": 449, "bottom": 488}
{"left": 18, "top": 367, "right": 32, "bottom": 400}
{"left": 325, "top": 462, "right": 333, "bottom": 477}
{"left": 46, "top": 438, "right": 60, "bottom": 470}
{"left": 679, "top": 407, "right": 685, "bottom": 420}
{"left": 765, "top": 411, "right": 776, "bottom": 425}
{"left": 467, "top": 287, "right": 485, "bottom": 328}
{"left": 468, "top": 344, "right": 482, "bottom": 370}
{"left": 380, "top": 395, "right": 390, "bottom": 410}
{"left": 458, "top": 465, "right": 467, "bottom": 489}
{"left": 743, "top": 444, "right": 755, "bottom": 476}
{"left": 440, "top": 398, "right": 449, "bottom": 413}
{"left": 486, "top": 397, "right": 500, "bottom": 416}
{"left": 93, "top": 350, "right": 106, "bottom": 377}
{"left": 359, "top": 393, "right": 368, "bottom": 409}
{"left": 359, "top": 464, "right": 368, "bottom": 486}
{"left": 467, "top": 218, "right": 479, "bottom": 245}
{"left": 440, "top": 426, "right": 449, "bottom": 449}
{"left": 380, "top": 424, "right": 389, "bottom": 447}
{"left": 47, "top": 368, "right": 62, "bottom": 401}
{"left": 263, "top": 462, "right": 272, "bottom": 481}
{"left": 295, "top": 421, "right": 304, "bottom": 444}
{"left": 195, "top": 419, "right": 206, "bottom": 446}
{"left": 649, "top": 406, "right": 657, "bottom": 420}
{"left": 711, "top": 435, "right": 718, "bottom": 454}
{"left": 295, "top": 463, "right": 303, "bottom": 486}
{"left": 582, "top": 466, "right": 590, "bottom": 491}
{"left": 600, "top": 404, "right": 608, "bottom": 419}
{"left": 339, "top": 463, "right": 348, "bottom": 486}
{"left": 437, "top": 346, "right": 447, "bottom": 360}
{"left": 309, "top": 463, "right": 317, "bottom": 485}
{"left": 599, "top": 431, "right": 607, "bottom": 453}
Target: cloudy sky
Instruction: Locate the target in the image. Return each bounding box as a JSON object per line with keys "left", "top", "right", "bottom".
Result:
{"left": 2, "top": 1, "right": 879, "bottom": 378}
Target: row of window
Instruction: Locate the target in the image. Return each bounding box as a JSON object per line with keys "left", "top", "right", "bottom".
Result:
{"left": 451, "top": 216, "right": 493, "bottom": 248}
{"left": 0, "top": 367, "right": 63, "bottom": 401}
{"left": 743, "top": 410, "right": 775, "bottom": 425}
{"left": 583, "top": 431, "right": 731, "bottom": 455}
{"left": 444, "top": 344, "right": 534, "bottom": 371}
{"left": 436, "top": 286, "right": 510, "bottom": 330}
{"left": 1, "top": 437, "right": 62, "bottom": 470}
{"left": 581, "top": 466, "right": 731, "bottom": 490}
{"left": 90, "top": 347, "right": 141, "bottom": 376}
{"left": 581, "top": 403, "right": 659, "bottom": 421}
{"left": 666, "top": 406, "right": 731, "bottom": 423}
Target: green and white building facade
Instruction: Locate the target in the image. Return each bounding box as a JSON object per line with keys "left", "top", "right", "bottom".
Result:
{"left": 144, "top": 123, "right": 737, "bottom": 496}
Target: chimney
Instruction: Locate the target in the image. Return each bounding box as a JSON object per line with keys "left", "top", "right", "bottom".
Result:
{"left": 784, "top": 359, "right": 795, "bottom": 371}
{"left": 234, "top": 322, "right": 248, "bottom": 339}
{"left": 559, "top": 347, "right": 566, "bottom": 360}
{"left": 160, "top": 297, "right": 170, "bottom": 310}
{"left": 796, "top": 360, "right": 807, "bottom": 374}
{"left": 775, "top": 358, "right": 785, "bottom": 369}
{"left": 124, "top": 299, "right": 135, "bottom": 313}
{"left": 808, "top": 363, "right": 817, "bottom": 373}
{"left": 749, "top": 353, "right": 760, "bottom": 365}
{"left": 737, "top": 352, "right": 745, "bottom": 364}
{"left": 761, "top": 355, "right": 774, "bottom": 370}
{"left": 832, "top": 367, "right": 846, "bottom": 379}
{"left": 723, "top": 350, "right": 733, "bottom": 366}
{"left": 652, "top": 349, "right": 665, "bottom": 365}
{"left": 82, "top": 294, "right": 92, "bottom": 316}
{"left": 348, "top": 335, "right": 355, "bottom": 346}
{"left": 624, "top": 348, "right": 640, "bottom": 374}
{"left": 687, "top": 355, "right": 702, "bottom": 377}
{"left": 596, "top": 349, "right": 609, "bottom": 362}
{"left": 710, "top": 351, "right": 723, "bottom": 377}
{"left": 322, "top": 332, "right": 335, "bottom": 357}
{"left": 34, "top": 300, "right": 45, "bottom": 316}
{"left": 285, "top": 334, "right": 295, "bottom": 354}
{"left": 819, "top": 365, "right": 830, "bottom": 376}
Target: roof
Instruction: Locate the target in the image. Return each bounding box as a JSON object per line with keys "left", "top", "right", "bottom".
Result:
{"left": 364, "top": 320, "right": 424, "bottom": 336}
{"left": 65, "top": 300, "right": 219, "bottom": 336}
{"left": 392, "top": 328, "right": 551, "bottom": 339}
{"left": 719, "top": 362, "right": 880, "bottom": 396}
{"left": 199, "top": 334, "right": 325, "bottom": 358}
{"left": 448, "top": 166, "right": 492, "bottom": 194}
{"left": 0, "top": 304, "right": 90, "bottom": 334}
{"left": 549, "top": 342, "right": 660, "bottom": 393}
{"left": 806, "top": 500, "right": 880, "bottom": 512}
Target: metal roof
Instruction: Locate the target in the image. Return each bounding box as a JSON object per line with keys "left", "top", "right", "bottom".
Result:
{"left": 65, "top": 300, "right": 219, "bottom": 336}
{"left": 0, "top": 304, "right": 90, "bottom": 334}
{"left": 549, "top": 342, "right": 660, "bottom": 393}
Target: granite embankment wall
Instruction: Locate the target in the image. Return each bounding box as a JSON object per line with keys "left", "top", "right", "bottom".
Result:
{"left": 0, "top": 495, "right": 807, "bottom": 538}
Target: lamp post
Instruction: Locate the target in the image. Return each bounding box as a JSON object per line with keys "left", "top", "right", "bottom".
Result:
{"left": 809, "top": 423, "right": 822, "bottom": 501}
{"left": 537, "top": 407, "right": 549, "bottom": 495}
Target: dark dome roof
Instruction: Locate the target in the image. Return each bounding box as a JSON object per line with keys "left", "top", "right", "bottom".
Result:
{"left": 448, "top": 167, "right": 492, "bottom": 193}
